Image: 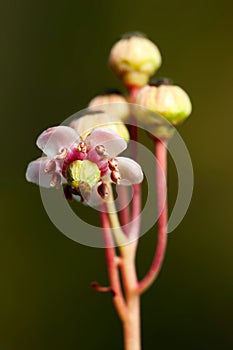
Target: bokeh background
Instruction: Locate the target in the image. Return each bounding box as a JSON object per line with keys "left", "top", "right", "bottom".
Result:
{"left": 1, "top": 0, "right": 233, "bottom": 349}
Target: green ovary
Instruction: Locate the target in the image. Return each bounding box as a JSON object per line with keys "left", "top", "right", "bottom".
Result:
{"left": 66, "top": 160, "right": 101, "bottom": 189}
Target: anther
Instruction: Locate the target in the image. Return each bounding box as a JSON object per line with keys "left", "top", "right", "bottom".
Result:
{"left": 111, "top": 170, "right": 121, "bottom": 184}
{"left": 97, "top": 182, "right": 109, "bottom": 199}
{"left": 50, "top": 173, "right": 61, "bottom": 188}
{"left": 77, "top": 141, "right": 87, "bottom": 153}
{"left": 56, "top": 147, "right": 68, "bottom": 160}
{"left": 44, "top": 160, "right": 56, "bottom": 173}
{"left": 95, "top": 145, "right": 107, "bottom": 157}
{"left": 108, "top": 158, "right": 118, "bottom": 171}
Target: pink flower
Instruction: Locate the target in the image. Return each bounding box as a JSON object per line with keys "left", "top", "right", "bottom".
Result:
{"left": 26, "top": 125, "right": 143, "bottom": 202}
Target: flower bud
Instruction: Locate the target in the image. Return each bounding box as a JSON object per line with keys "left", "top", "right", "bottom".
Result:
{"left": 66, "top": 160, "right": 100, "bottom": 190}
{"left": 136, "top": 84, "right": 192, "bottom": 125}
{"left": 70, "top": 111, "right": 129, "bottom": 142}
{"left": 109, "top": 33, "right": 162, "bottom": 87}
{"left": 89, "top": 91, "right": 130, "bottom": 122}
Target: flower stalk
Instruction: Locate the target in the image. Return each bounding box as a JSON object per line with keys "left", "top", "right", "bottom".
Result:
{"left": 138, "top": 138, "right": 168, "bottom": 294}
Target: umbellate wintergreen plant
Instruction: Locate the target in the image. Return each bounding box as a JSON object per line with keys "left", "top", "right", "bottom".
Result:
{"left": 26, "top": 32, "right": 192, "bottom": 350}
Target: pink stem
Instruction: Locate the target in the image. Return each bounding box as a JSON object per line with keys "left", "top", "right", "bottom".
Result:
{"left": 100, "top": 208, "right": 128, "bottom": 322}
{"left": 121, "top": 246, "right": 141, "bottom": 350}
{"left": 129, "top": 86, "right": 141, "bottom": 242}
{"left": 129, "top": 85, "right": 140, "bottom": 103}
{"left": 138, "top": 138, "right": 168, "bottom": 294}
{"left": 117, "top": 85, "right": 140, "bottom": 235}
{"left": 112, "top": 85, "right": 142, "bottom": 350}
{"left": 101, "top": 208, "right": 141, "bottom": 349}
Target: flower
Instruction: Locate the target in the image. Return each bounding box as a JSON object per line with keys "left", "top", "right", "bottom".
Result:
{"left": 88, "top": 91, "right": 130, "bottom": 122}
{"left": 109, "top": 33, "right": 162, "bottom": 87}
{"left": 26, "top": 125, "right": 143, "bottom": 203}
{"left": 136, "top": 82, "right": 192, "bottom": 125}
{"left": 70, "top": 111, "right": 130, "bottom": 142}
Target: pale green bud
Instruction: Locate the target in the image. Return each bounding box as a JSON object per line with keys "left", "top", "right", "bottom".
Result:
{"left": 109, "top": 34, "right": 162, "bottom": 87}
{"left": 136, "top": 84, "right": 192, "bottom": 125}
{"left": 88, "top": 92, "right": 130, "bottom": 122}
{"left": 70, "top": 111, "right": 129, "bottom": 142}
{"left": 66, "top": 160, "right": 100, "bottom": 190}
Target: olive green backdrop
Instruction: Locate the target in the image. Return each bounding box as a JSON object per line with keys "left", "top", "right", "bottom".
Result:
{"left": 1, "top": 0, "right": 233, "bottom": 349}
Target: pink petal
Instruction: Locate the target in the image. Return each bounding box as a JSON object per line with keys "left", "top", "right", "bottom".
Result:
{"left": 117, "top": 157, "right": 144, "bottom": 185}
{"left": 86, "top": 128, "right": 127, "bottom": 157}
{"left": 36, "top": 126, "right": 79, "bottom": 158}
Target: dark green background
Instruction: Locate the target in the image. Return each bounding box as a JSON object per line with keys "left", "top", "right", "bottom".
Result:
{"left": 1, "top": 0, "right": 233, "bottom": 349}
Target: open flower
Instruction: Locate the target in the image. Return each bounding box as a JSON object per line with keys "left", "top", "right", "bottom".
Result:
{"left": 26, "top": 125, "right": 143, "bottom": 203}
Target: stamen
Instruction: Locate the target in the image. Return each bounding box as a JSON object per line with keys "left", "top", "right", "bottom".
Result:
{"left": 111, "top": 170, "right": 121, "bottom": 184}
{"left": 50, "top": 173, "right": 61, "bottom": 188}
{"left": 97, "top": 182, "right": 109, "bottom": 199}
{"left": 77, "top": 141, "right": 87, "bottom": 153}
{"left": 95, "top": 145, "right": 108, "bottom": 157}
{"left": 108, "top": 158, "right": 118, "bottom": 171}
{"left": 56, "top": 147, "right": 68, "bottom": 160}
{"left": 44, "top": 160, "right": 56, "bottom": 173}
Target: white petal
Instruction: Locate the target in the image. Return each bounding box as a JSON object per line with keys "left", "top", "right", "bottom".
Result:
{"left": 25, "top": 157, "right": 64, "bottom": 188}
{"left": 86, "top": 128, "right": 127, "bottom": 157}
{"left": 36, "top": 126, "right": 79, "bottom": 158}
{"left": 117, "top": 157, "right": 144, "bottom": 185}
{"left": 26, "top": 157, "right": 52, "bottom": 188}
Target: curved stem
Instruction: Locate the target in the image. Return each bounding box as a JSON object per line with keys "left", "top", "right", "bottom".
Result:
{"left": 128, "top": 86, "right": 142, "bottom": 246}
{"left": 100, "top": 208, "right": 128, "bottom": 322}
{"left": 138, "top": 138, "right": 168, "bottom": 294}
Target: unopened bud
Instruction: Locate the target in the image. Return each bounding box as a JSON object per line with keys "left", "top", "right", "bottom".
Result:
{"left": 136, "top": 84, "right": 192, "bottom": 125}
{"left": 109, "top": 34, "right": 162, "bottom": 87}
{"left": 89, "top": 92, "right": 130, "bottom": 122}
{"left": 70, "top": 112, "right": 129, "bottom": 142}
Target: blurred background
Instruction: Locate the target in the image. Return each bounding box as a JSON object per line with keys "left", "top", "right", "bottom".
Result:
{"left": 1, "top": 0, "right": 233, "bottom": 349}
